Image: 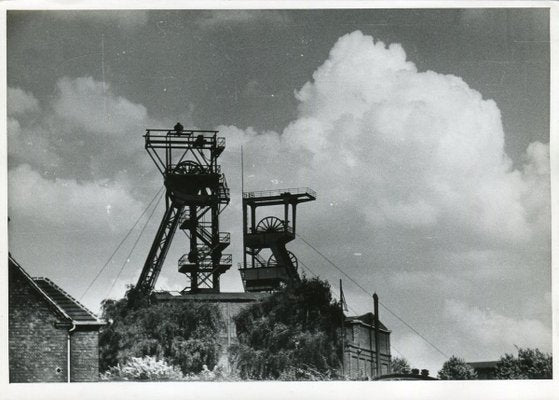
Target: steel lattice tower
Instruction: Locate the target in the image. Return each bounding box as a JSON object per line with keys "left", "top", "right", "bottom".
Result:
{"left": 136, "top": 125, "right": 231, "bottom": 294}
{"left": 238, "top": 188, "right": 316, "bottom": 292}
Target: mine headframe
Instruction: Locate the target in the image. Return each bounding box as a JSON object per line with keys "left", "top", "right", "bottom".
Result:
{"left": 135, "top": 125, "right": 231, "bottom": 295}
{"left": 238, "top": 187, "right": 316, "bottom": 292}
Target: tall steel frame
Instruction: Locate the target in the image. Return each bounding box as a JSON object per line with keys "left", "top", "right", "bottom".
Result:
{"left": 136, "top": 126, "right": 231, "bottom": 294}
{"left": 238, "top": 187, "right": 316, "bottom": 292}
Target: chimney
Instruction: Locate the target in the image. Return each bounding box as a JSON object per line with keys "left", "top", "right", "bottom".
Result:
{"left": 373, "top": 293, "right": 381, "bottom": 378}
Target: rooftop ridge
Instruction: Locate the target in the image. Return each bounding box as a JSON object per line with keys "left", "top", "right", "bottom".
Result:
{"left": 33, "top": 277, "right": 100, "bottom": 321}
{"left": 9, "top": 255, "right": 72, "bottom": 322}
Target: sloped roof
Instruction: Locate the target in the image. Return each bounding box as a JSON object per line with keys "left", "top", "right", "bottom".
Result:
{"left": 9, "top": 255, "right": 103, "bottom": 326}
{"left": 345, "top": 312, "right": 389, "bottom": 332}
{"left": 33, "top": 278, "right": 102, "bottom": 324}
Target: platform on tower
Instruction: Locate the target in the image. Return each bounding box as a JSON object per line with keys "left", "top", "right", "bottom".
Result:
{"left": 243, "top": 187, "right": 316, "bottom": 206}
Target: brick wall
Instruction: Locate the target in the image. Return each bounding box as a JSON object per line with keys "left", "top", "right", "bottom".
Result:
{"left": 343, "top": 323, "right": 391, "bottom": 379}
{"left": 9, "top": 266, "right": 69, "bottom": 383}
{"left": 70, "top": 330, "right": 100, "bottom": 382}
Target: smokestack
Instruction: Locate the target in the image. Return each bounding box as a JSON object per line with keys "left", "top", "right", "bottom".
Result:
{"left": 373, "top": 292, "right": 381, "bottom": 378}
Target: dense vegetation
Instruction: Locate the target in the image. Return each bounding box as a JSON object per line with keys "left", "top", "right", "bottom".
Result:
{"left": 229, "top": 277, "right": 344, "bottom": 380}
{"left": 438, "top": 348, "right": 552, "bottom": 380}
{"left": 438, "top": 356, "right": 478, "bottom": 380}
{"left": 495, "top": 348, "right": 552, "bottom": 379}
{"left": 99, "top": 287, "right": 223, "bottom": 375}
{"left": 390, "top": 357, "right": 412, "bottom": 375}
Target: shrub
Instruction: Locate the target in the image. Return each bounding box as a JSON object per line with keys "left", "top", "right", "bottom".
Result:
{"left": 183, "top": 364, "right": 238, "bottom": 381}
{"left": 391, "top": 357, "right": 412, "bottom": 375}
{"left": 438, "top": 356, "right": 477, "bottom": 380}
{"left": 99, "top": 287, "right": 223, "bottom": 375}
{"left": 278, "top": 365, "right": 336, "bottom": 381}
{"left": 229, "top": 277, "right": 343, "bottom": 380}
{"left": 495, "top": 348, "right": 552, "bottom": 379}
{"left": 100, "top": 356, "right": 184, "bottom": 381}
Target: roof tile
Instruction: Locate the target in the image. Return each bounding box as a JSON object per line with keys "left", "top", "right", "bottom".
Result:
{"left": 33, "top": 278, "right": 100, "bottom": 323}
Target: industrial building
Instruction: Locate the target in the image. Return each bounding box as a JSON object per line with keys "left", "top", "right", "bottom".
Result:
{"left": 8, "top": 123, "right": 391, "bottom": 381}
{"left": 344, "top": 312, "right": 391, "bottom": 379}
{"left": 8, "top": 255, "right": 105, "bottom": 382}
{"left": 133, "top": 124, "right": 392, "bottom": 378}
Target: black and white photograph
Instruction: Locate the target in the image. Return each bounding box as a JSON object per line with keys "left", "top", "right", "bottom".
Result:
{"left": 3, "top": 2, "right": 556, "bottom": 399}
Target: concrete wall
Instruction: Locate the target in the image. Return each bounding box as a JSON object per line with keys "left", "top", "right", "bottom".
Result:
{"left": 9, "top": 266, "right": 68, "bottom": 383}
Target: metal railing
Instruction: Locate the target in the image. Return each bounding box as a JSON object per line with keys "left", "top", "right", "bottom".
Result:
{"left": 243, "top": 187, "right": 317, "bottom": 199}
{"left": 166, "top": 164, "right": 221, "bottom": 175}
{"left": 219, "top": 254, "right": 233, "bottom": 265}
{"left": 179, "top": 254, "right": 232, "bottom": 267}
{"left": 218, "top": 175, "right": 230, "bottom": 199}
{"left": 145, "top": 128, "right": 219, "bottom": 136}
{"left": 144, "top": 129, "right": 226, "bottom": 148}
{"left": 237, "top": 260, "right": 275, "bottom": 270}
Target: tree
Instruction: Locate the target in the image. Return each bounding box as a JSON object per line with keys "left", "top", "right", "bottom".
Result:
{"left": 99, "top": 287, "right": 223, "bottom": 375}
{"left": 438, "top": 356, "right": 477, "bottom": 380}
{"left": 229, "top": 277, "right": 343, "bottom": 380}
{"left": 391, "top": 357, "right": 411, "bottom": 375}
{"left": 495, "top": 348, "right": 552, "bottom": 379}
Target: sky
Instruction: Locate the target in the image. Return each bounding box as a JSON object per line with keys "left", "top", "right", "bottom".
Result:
{"left": 6, "top": 8, "right": 551, "bottom": 374}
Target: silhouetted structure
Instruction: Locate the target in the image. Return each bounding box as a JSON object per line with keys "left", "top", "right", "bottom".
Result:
{"left": 136, "top": 126, "right": 230, "bottom": 294}
{"left": 238, "top": 188, "right": 316, "bottom": 292}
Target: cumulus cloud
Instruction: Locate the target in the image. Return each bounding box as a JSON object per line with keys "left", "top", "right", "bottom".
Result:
{"left": 443, "top": 299, "right": 552, "bottom": 355}
{"left": 219, "top": 31, "right": 549, "bottom": 249}
{"left": 53, "top": 77, "right": 148, "bottom": 138}
{"left": 9, "top": 164, "right": 145, "bottom": 235}
{"left": 7, "top": 87, "right": 40, "bottom": 115}
{"left": 7, "top": 87, "right": 60, "bottom": 174}
{"left": 7, "top": 76, "right": 185, "bottom": 307}
{"left": 7, "top": 30, "right": 550, "bottom": 360}
{"left": 393, "top": 298, "right": 552, "bottom": 373}
{"left": 215, "top": 31, "right": 550, "bottom": 364}
{"left": 8, "top": 78, "right": 162, "bottom": 190}
{"left": 7, "top": 76, "right": 168, "bottom": 245}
